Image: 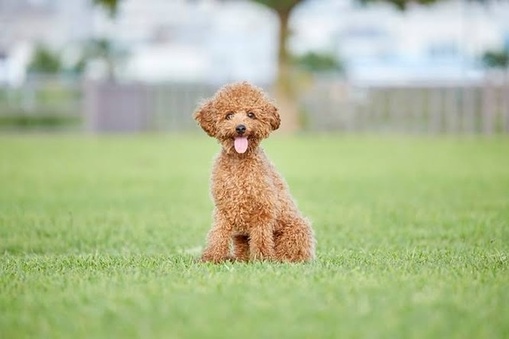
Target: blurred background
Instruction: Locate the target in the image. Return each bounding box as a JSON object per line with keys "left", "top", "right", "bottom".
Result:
{"left": 0, "top": 0, "right": 508, "bottom": 134}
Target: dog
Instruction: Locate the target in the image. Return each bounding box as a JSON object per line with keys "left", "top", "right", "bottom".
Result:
{"left": 194, "top": 82, "right": 315, "bottom": 263}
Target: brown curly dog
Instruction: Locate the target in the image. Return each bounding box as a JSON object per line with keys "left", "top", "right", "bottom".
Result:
{"left": 194, "top": 82, "right": 316, "bottom": 263}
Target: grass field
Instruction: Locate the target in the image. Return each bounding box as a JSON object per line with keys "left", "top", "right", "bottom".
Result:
{"left": 1, "top": 134, "right": 508, "bottom": 339}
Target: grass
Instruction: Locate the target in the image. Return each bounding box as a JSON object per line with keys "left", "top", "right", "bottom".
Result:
{"left": 0, "top": 134, "right": 508, "bottom": 339}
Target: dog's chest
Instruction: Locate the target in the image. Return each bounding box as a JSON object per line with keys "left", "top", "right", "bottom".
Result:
{"left": 211, "top": 154, "right": 276, "bottom": 227}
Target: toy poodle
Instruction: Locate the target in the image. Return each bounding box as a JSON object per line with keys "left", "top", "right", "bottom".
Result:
{"left": 194, "top": 81, "right": 315, "bottom": 263}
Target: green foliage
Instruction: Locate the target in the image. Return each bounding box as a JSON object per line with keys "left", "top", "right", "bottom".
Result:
{"left": 1, "top": 136, "right": 508, "bottom": 338}
{"left": 28, "top": 45, "right": 61, "bottom": 74}
{"left": 70, "top": 58, "right": 87, "bottom": 75}
{"left": 294, "top": 51, "right": 343, "bottom": 72}
{"left": 84, "top": 38, "right": 115, "bottom": 59}
{"left": 93, "top": 0, "right": 120, "bottom": 16}
{"left": 252, "top": 0, "right": 304, "bottom": 13}
{"left": 0, "top": 114, "right": 80, "bottom": 129}
{"left": 482, "top": 49, "right": 509, "bottom": 69}
{"left": 359, "top": 0, "right": 440, "bottom": 10}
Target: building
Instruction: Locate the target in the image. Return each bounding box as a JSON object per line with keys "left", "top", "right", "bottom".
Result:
{"left": 0, "top": 0, "right": 508, "bottom": 85}
{"left": 92, "top": 0, "right": 278, "bottom": 85}
{"left": 292, "top": 0, "right": 509, "bottom": 83}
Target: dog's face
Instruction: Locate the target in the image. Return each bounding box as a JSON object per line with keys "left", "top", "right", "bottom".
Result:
{"left": 194, "top": 82, "right": 280, "bottom": 154}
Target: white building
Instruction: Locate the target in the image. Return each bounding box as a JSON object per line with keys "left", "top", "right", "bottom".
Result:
{"left": 0, "top": 0, "right": 508, "bottom": 85}
{"left": 292, "top": 0, "right": 509, "bottom": 83}
{"left": 0, "top": 0, "right": 93, "bottom": 84}
{"left": 92, "top": 0, "right": 278, "bottom": 85}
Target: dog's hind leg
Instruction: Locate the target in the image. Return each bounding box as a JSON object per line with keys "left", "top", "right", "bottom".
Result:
{"left": 274, "top": 216, "right": 315, "bottom": 262}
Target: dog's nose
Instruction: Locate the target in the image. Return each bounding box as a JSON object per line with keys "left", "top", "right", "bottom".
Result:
{"left": 236, "top": 124, "right": 246, "bottom": 135}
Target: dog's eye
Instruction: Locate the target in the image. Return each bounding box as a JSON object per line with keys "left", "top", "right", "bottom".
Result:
{"left": 225, "top": 112, "right": 234, "bottom": 120}
{"left": 247, "top": 111, "right": 256, "bottom": 119}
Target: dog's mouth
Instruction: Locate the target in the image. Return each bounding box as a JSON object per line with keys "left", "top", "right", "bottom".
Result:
{"left": 233, "top": 136, "right": 249, "bottom": 154}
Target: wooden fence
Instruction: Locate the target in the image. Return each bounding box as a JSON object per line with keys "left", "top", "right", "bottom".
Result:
{"left": 1, "top": 77, "right": 508, "bottom": 134}
{"left": 301, "top": 78, "right": 509, "bottom": 134}
{"left": 83, "top": 81, "right": 217, "bottom": 132}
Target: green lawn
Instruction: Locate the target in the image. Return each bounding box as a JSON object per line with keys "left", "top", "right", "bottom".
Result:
{"left": 1, "top": 135, "right": 508, "bottom": 339}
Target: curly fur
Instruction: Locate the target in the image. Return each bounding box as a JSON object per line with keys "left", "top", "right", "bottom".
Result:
{"left": 194, "top": 82, "right": 316, "bottom": 263}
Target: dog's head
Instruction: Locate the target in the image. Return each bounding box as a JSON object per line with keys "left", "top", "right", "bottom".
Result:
{"left": 194, "top": 82, "right": 280, "bottom": 154}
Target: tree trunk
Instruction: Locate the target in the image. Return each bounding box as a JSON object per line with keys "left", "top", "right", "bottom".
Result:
{"left": 275, "top": 9, "right": 299, "bottom": 133}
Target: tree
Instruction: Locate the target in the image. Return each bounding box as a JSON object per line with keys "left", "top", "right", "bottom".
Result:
{"left": 28, "top": 45, "right": 62, "bottom": 74}
{"left": 251, "top": 0, "right": 305, "bottom": 132}
{"left": 482, "top": 49, "right": 509, "bottom": 69}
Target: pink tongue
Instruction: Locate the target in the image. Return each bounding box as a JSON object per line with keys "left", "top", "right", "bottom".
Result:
{"left": 234, "top": 137, "right": 248, "bottom": 153}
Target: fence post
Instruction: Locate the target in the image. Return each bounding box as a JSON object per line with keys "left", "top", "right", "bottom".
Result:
{"left": 445, "top": 86, "right": 459, "bottom": 134}
{"left": 461, "top": 84, "right": 475, "bottom": 134}
{"left": 429, "top": 87, "right": 442, "bottom": 134}
{"left": 83, "top": 80, "right": 98, "bottom": 133}
{"left": 369, "top": 88, "right": 381, "bottom": 133}
{"left": 411, "top": 87, "right": 424, "bottom": 134}
{"left": 503, "top": 74, "right": 509, "bottom": 133}
{"left": 482, "top": 75, "right": 495, "bottom": 135}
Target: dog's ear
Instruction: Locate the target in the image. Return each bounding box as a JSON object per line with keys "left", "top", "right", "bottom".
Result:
{"left": 194, "top": 100, "right": 217, "bottom": 137}
{"left": 267, "top": 104, "right": 280, "bottom": 131}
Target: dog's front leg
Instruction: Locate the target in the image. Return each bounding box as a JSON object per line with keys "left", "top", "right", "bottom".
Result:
{"left": 249, "top": 222, "right": 275, "bottom": 261}
{"left": 232, "top": 235, "right": 250, "bottom": 262}
{"left": 201, "top": 210, "right": 232, "bottom": 263}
